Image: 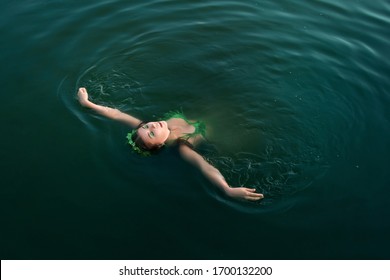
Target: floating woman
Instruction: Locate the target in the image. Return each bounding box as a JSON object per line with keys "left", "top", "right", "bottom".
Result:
{"left": 78, "top": 87, "right": 264, "bottom": 201}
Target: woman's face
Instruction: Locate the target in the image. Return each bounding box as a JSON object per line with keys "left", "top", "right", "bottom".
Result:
{"left": 137, "top": 121, "right": 170, "bottom": 148}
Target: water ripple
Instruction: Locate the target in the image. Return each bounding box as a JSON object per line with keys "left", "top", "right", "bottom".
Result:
{"left": 53, "top": 0, "right": 390, "bottom": 212}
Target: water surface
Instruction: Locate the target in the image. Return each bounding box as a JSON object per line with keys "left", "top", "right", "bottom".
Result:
{"left": 1, "top": 0, "right": 389, "bottom": 259}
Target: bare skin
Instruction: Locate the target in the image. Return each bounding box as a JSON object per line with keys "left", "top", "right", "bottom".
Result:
{"left": 78, "top": 87, "right": 264, "bottom": 202}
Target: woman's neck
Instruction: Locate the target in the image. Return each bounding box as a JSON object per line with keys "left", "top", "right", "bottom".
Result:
{"left": 166, "top": 118, "right": 195, "bottom": 141}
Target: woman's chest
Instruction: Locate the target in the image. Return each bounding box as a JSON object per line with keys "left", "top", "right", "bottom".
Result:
{"left": 167, "top": 118, "right": 195, "bottom": 137}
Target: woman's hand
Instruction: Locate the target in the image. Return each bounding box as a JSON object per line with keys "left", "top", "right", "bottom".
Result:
{"left": 226, "top": 187, "right": 264, "bottom": 201}
{"left": 78, "top": 87, "right": 91, "bottom": 107}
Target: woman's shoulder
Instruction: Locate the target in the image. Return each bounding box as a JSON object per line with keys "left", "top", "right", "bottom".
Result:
{"left": 176, "top": 138, "right": 195, "bottom": 149}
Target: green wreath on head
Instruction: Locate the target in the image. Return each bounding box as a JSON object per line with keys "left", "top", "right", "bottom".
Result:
{"left": 126, "top": 129, "right": 152, "bottom": 157}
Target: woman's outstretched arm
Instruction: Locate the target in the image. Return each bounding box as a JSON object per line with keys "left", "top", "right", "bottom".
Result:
{"left": 178, "top": 144, "right": 264, "bottom": 202}
{"left": 77, "top": 87, "right": 142, "bottom": 128}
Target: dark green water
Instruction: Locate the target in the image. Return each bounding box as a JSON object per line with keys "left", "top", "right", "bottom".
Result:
{"left": 1, "top": 0, "right": 389, "bottom": 259}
